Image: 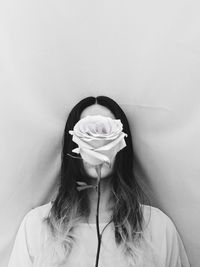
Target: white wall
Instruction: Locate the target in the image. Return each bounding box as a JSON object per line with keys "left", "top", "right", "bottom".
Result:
{"left": 1, "top": 0, "right": 200, "bottom": 266}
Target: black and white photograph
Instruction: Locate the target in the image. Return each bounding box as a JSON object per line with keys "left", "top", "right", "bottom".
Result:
{"left": 1, "top": 0, "right": 199, "bottom": 266}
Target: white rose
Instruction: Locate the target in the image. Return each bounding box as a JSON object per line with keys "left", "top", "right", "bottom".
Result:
{"left": 69, "top": 115, "right": 128, "bottom": 166}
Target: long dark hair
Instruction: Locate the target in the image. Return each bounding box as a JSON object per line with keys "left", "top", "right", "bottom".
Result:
{"left": 44, "top": 96, "right": 148, "bottom": 265}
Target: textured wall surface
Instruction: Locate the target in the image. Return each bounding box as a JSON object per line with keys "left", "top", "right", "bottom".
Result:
{"left": 1, "top": 1, "right": 200, "bottom": 266}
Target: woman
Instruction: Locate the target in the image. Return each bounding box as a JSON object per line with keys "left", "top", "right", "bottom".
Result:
{"left": 8, "top": 96, "right": 190, "bottom": 267}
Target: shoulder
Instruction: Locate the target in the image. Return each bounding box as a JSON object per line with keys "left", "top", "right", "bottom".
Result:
{"left": 142, "top": 204, "right": 175, "bottom": 227}
{"left": 10, "top": 202, "right": 53, "bottom": 260}
{"left": 27, "top": 202, "right": 52, "bottom": 221}
{"left": 141, "top": 205, "right": 178, "bottom": 239}
{"left": 22, "top": 201, "right": 53, "bottom": 234}
{"left": 19, "top": 202, "right": 53, "bottom": 243}
{"left": 22, "top": 202, "right": 52, "bottom": 229}
{"left": 140, "top": 206, "right": 190, "bottom": 266}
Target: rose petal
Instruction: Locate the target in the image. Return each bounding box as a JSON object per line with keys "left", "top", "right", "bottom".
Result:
{"left": 95, "top": 132, "right": 127, "bottom": 151}
{"left": 82, "top": 139, "right": 111, "bottom": 149}
{"left": 93, "top": 138, "right": 127, "bottom": 162}
{"left": 73, "top": 115, "right": 123, "bottom": 138}
{"left": 72, "top": 134, "right": 94, "bottom": 149}
{"left": 72, "top": 147, "right": 80, "bottom": 154}
{"left": 76, "top": 181, "right": 88, "bottom": 186}
{"left": 79, "top": 147, "right": 110, "bottom": 166}
{"left": 81, "top": 132, "right": 120, "bottom": 140}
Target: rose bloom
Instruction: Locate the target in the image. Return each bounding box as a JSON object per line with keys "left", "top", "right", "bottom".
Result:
{"left": 69, "top": 115, "right": 128, "bottom": 168}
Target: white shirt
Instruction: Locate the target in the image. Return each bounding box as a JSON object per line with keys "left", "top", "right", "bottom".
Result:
{"left": 8, "top": 202, "right": 190, "bottom": 267}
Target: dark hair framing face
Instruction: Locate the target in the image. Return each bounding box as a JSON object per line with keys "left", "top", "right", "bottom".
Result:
{"left": 61, "top": 95, "right": 135, "bottom": 194}
{"left": 52, "top": 96, "right": 145, "bottom": 218}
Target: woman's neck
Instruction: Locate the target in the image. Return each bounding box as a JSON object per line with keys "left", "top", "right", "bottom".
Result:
{"left": 86, "top": 176, "right": 114, "bottom": 223}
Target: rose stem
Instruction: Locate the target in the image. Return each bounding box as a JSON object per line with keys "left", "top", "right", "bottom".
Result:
{"left": 95, "top": 164, "right": 102, "bottom": 267}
